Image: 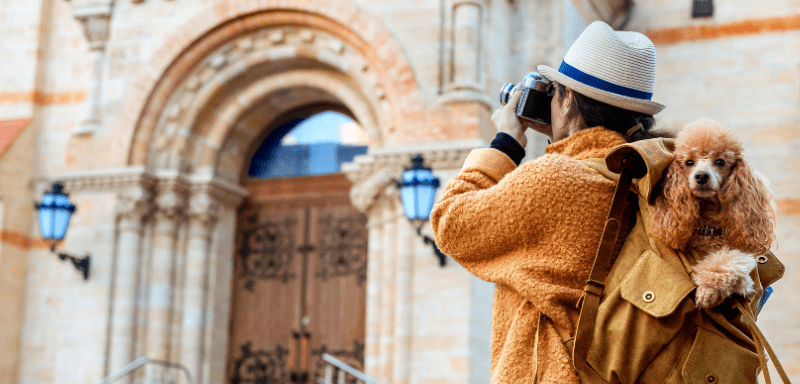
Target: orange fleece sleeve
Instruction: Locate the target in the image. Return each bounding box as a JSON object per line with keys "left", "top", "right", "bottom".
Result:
{"left": 431, "top": 147, "right": 616, "bottom": 307}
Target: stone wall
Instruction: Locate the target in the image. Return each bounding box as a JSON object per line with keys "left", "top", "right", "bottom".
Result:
{"left": 0, "top": 0, "right": 798, "bottom": 383}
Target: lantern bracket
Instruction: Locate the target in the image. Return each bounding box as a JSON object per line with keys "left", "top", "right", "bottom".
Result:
{"left": 416, "top": 226, "right": 447, "bottom": 267}
{"left": 57, "top": 252, "right": 91, "bottom": 280}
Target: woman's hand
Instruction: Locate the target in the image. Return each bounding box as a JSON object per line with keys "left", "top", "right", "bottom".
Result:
{"left": 492, "top": 86, "right": 528, "bottom": 148}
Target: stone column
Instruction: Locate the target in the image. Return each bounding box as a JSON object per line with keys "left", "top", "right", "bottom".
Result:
{"left": 72, "top": 4, "right": 111, "bottom": 135}
{"left": 343, "top": 145, "right": 484, "bottom": 383}
{"left": 109, "top": 185, "right": 153, "bottom": 377}
{"left": 378, "top": 198, "right": 397, "bottom": 381}
{"left": 392, "top": 204, "right": 412, "bottom": 384}
{"left": 181, "top": 191, "right": 220, "bottom": 384}
{"left": 146, "top": 181, "right": 186, "bottom": 362}
{"left": 346, "top": 168, "right": 397, "bottom": 381}
{"left": 450, "top": 1, "right": 483, "bottom": 91}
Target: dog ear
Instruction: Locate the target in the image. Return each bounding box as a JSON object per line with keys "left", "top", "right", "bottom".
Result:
{"left": 652, "top": 161, "right": 699, "bottom": 250}
{"left": 719, "top": 158, "right": 776, "bottom": 254}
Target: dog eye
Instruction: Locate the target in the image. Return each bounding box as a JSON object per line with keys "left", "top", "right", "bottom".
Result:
{"left": 715, "top": 159, "right": 725, "bottom": 166}
{"left": 685, "top": 160, "right": 694, "bottom": 167}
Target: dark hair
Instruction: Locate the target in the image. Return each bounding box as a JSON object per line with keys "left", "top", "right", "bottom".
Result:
{"left": 555, "top": 83, "right": 673, "bottom": 142}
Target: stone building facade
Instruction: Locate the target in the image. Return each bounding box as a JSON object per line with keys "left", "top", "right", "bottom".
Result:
{"left": 0, "top": 0, "right": 797, "bottom": 383}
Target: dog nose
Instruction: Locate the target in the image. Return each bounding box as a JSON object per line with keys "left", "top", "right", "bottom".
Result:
{"left": 695, "top": 172, "right": 710, "bottom": 185}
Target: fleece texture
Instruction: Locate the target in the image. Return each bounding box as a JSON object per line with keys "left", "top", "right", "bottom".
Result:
{"left": 431, "top": 127, "right": 628, "bottom": 383}
{"left": 692, "top": 247, "right": 757, "bottom": 308}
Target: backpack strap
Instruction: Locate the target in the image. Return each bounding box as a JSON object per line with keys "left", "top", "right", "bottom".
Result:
{"left": 572, "top": 153, "right": 647, "bottom": 372}
{"left": 735, "top": 301, "right": 792, "bottom": 384}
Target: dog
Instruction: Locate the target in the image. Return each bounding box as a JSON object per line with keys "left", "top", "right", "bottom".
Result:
{"left": 652, "top": 119, "right": 777, "bottom": 308}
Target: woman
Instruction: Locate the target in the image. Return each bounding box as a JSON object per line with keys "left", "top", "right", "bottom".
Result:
{"left": 430, "top": 21, "right": 669, "bottom": 383}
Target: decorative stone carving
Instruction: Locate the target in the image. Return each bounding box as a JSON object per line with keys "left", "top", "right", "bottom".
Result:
{"left": 187, "top": 192, "right": 221, "bottom": 238}
{"left": 116, "top": 185, "right": 154, "bottom": 232}
{"left": 348, "top": 169, "right": 397, "bottom": 213}
{"left": 75, "top": 12, "right": 111, "bottom": 50}
{"left": 342, "top": 142, "right": 482, "bottom": 213}
{"left": 153, "top": 179, "right": 189, "bottom": 235}
{"left": 148, "top": 25, "right": 387, "bottom": 173}
{"left": 49, "top": 166, "right": 156, "bottom": 192}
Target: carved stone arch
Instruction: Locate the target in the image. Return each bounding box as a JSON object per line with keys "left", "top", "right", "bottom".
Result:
{"left": 116, "top": 2, "right": 421, "bottom": 169}
{"left": 146, "top": 25, "right": 399, "bottom": 177}
{"left": 207, "top": 69, "right": 381, "bottom": 184}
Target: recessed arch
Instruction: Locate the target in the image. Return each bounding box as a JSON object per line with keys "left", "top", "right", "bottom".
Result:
{"left": 112, "top": 1, "right": 421, "bottom": 171}
{"left": 208, "top": 75, "right": 376, "bottom": 184}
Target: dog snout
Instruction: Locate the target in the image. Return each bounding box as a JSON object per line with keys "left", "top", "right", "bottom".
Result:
{"left": 695, "top": 172, "right": 710, "bottom": 185}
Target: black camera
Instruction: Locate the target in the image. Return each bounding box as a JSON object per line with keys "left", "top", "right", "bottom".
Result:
{"left": 499, "top": 72, "right": 553, "bottom": 126}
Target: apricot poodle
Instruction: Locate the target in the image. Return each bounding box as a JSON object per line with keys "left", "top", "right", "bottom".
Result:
{"left": 652, "top": 119, "right": 776, "bottom": 308}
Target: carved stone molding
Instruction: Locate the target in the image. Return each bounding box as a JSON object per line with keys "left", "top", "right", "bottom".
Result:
{"left": 41, "top": 166, "right": 156, "bottom": 193}
{"left": 150, "top": 24, "right": 387, "bottom": 173}
{"left": 189, "top": 176, "right": 248, "bottom": 209}
{"left": 116, "top": 185, "right": 154, "bottom": 232}
{"left": 74, "top": 12, "right": 111, "bottom": 50}
{"left": 153, "top": 178, "right": 189, "bottom": 235}
{"left": 348, "top": 169, "right": 398, "bottom": 213}
{"left": 187, "top": 192, "right": 221, "bottom": 238}
{"left": 42, "top": 167, "right": 247, "bottom": 208}
{"left": 341, "top": 140, "right": 484, "bottom": 213}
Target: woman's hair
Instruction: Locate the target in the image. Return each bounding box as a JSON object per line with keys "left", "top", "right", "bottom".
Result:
{"left": 555, "top": 83, "right": 673, "bottom": 142}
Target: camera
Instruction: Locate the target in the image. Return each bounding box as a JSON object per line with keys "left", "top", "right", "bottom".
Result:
{"left": 499, "top": 72, "right": 553, "bottom": 126}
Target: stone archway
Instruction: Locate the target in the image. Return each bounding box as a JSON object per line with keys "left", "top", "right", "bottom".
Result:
{"left": 103, "top": 4, "right": 423, "bottom": 384}
{"left": 109, "top": 3, "right": 422, "bottom": 169}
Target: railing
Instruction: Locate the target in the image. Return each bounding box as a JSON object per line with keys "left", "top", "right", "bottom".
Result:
{"left": 98, "top": 357, "right": 193, "bottom": 384}
{"left": 317, "top": 353, "right": 382, "bottom": 384}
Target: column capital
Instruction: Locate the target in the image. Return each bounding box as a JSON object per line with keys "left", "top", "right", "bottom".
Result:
{"left": 154, "top": 179, "right": 189, "bottom": 230}
{"left": 73, "top": 7, "right": 112, "bottom": 51}
{"left": 341, "top": 141, "right": 480, "bottom": 213}
{"left": 187, "top": 192, "right": 220, "bottom": 238}
{"left": 116, "top": 185, "right": 154, "bottom": 232}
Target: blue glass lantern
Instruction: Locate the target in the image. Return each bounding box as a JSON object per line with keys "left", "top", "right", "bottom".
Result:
{"left": 399, "top": 155, "right": 440, "bottom": 223}
{"left": 398, "top": 155, "right": 446, "bottom": 266}
{"left": 36, "top": 182, "right": 89, "bottom": 280}
{"left": 37, "top": 182, "right": 76, "bottom": 250}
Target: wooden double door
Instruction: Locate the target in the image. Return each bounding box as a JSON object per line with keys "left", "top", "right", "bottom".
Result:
{"left": 227, "top": 174, "right": 368, "bottom": 384}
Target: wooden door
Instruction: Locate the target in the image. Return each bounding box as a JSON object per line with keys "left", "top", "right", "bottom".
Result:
{"left": 227, "top": 174, "right": 368, "bottom": 384}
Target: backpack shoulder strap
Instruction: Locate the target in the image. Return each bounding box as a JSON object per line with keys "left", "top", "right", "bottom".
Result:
{"left": 572, "top": 153, "right": 647, "bottom": 372}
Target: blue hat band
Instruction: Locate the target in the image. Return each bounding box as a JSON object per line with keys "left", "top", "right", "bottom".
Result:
{"left": 558, "top": 61, "right": 653, "bottom": 101}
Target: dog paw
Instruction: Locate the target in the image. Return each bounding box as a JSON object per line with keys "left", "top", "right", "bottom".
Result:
{"left": 695, "top": 284, "right": 724, "bottom": 308}
{"left": 692, "top": 248, "right": 757, "bottom": 308}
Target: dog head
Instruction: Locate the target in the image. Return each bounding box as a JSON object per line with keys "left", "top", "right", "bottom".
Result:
{"left": 673, "top": 120, "right": 743, "bottom": 198}
{"left": 652, "top": 119, "right": 776, "bottom": 254}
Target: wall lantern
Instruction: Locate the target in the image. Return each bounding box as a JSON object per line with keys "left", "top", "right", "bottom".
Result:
{"left": 398, "top": 154, "right": 447, "bottom": 267}
{"left": 35, "top": 182, "right": 90, "bottom": 280}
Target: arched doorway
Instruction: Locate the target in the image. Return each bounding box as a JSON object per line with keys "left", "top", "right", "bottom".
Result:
{"left": 227, "top": 109, "right": 369, "bottom": 384}
{"left": 110, "top": 4, "right": 423, "bottom": 384}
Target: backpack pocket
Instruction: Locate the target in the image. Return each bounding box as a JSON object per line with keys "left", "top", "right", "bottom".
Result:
{"left": 584, "top": 250, "right": 698, "bottom": 383}
{"left": 620, "top": 249, "right": 696, "bottom": 318}
{"left": 681, "top": 327, "right": 759, "bottom": 384}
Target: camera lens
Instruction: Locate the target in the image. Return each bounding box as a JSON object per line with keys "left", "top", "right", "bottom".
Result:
{"left": 499, "top": 83, "right": 517, "bottom": 105}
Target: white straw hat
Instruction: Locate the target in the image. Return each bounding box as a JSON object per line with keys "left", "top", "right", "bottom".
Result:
{"left": 538, "top": 21, "right": 665, "bottom": 115}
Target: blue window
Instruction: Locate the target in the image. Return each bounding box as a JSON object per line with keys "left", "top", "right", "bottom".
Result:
{"left": 248, "top": 111, "right": 369, "bottom": 179}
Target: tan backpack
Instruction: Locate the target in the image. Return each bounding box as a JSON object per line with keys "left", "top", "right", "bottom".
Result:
{"left": 567, "top": 139, "right": 790, "bottom": 384}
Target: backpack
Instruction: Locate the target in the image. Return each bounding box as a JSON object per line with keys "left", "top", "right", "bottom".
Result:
{"left": 565, "top": 138, "right": 790, "bottom": 384}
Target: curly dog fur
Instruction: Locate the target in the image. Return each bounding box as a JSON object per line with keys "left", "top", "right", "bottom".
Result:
{"left": 652, "top": 119, "right": 776, "bottom": 308}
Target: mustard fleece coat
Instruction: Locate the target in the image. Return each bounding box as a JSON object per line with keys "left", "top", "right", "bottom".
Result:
{"left": 431, "top": 127, "right": 628, "bottom": 383}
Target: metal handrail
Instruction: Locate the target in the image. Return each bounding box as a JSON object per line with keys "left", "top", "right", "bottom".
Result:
{"left": 319, "top": 353, "right": 382, "bottom": 384}
{"left": 98, "top": 357, "right": 193, "bottom": 384}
